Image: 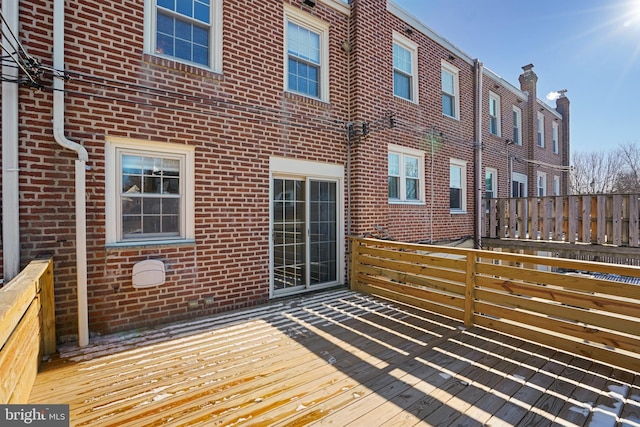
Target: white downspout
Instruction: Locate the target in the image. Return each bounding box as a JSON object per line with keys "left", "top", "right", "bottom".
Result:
{"left": 474, "top": 59, "right": 483, "bottom": 249}
{"left": 54, "top": 0, "right": 89, "bottom": 346}
{"left": 2, "top": 0, "right": 20, "bottom": 281}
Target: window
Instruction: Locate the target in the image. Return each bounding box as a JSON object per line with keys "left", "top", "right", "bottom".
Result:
{"left": 147, "top": 0, "right": 222, "bottom": 71}
{"left": 537, "top": 112, "right": 545, "bottom": 147}
{"left": 552, "top": 122, "right": 559, "bottom": 154}
{"left": 450, "top": 159, "right": 467, "bottom": 212}
{"left": 512, "top": 172, "right": 527, "bottom": 198}
{"left": 393, "top": 34, "right": 418, "bottom": 102}
{"left": 485, "top": 167, "right": 497, "bottom": 212}
{"left": 441, "top": 61, "right": 459, "bottom": 119}
{"left": 285, "top": 5, "right": 329, "bottom": 101}
{"left": 512, "top": 106, "right": 522, "bottom": 145}
{"left": 106, "top": 138, "right": 195, "bottom": 245}
{"left": 388, "top": 144, "right": 425, "bottom": 203}
{"left": 553, "top": 175, "right": 561, "bottom": 196}
{"left": 489, "top": 92, "right": 501, "bottom": 136}
{"left": 537, "top": 172, "right": 547, "bottom": 196}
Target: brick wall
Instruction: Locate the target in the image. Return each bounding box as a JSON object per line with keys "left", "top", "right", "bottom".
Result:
{"left": 2, "top": 0, "right": 569, "bottom": 338}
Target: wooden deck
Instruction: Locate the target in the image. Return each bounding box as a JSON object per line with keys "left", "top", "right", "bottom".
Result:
{"left": 29, "top": 289, "right": 640, "bottom": 426}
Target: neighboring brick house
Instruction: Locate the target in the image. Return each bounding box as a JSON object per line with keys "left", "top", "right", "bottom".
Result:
{"left": 0, "top": 0, "right": 569, "bottom": 341}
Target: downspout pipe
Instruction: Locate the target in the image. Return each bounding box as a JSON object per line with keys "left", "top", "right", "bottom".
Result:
{"left": 474, "top": 59, "right": 483, "bottom": 249}
{"left": 54, "top": 0, "right": 89, "bottom": 346}
{"left": 2, "top": 0, "right": 20, "bottom": 281}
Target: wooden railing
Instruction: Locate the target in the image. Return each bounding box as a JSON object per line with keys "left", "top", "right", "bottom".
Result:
{"left": 483, "top": 194, "right": 640, "bottom": 246}
{"left": 0, "top": 257, "right": 56, "bottom": 403}
{"left": 350, "top": 237, "right": 640, "bottom": 372}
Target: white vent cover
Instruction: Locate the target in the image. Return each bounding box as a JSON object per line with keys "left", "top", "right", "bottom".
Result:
{"left": 132, "top": 259, "right": 166, "bottom": 288}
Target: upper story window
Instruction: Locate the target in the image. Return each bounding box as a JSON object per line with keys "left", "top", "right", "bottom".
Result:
{"left": 512, "top": 106, "right": 522, "bottom": 145}
{"left": 489, "top": 92, "right": 501, "bottom": 136}
{"left": 393, "top": 33, "right": 418, "bottom": 102}
{"left": 388, "top": 144, "right": 425, "bottom": 203}
{"left": 147, "top": 0, "right": 222, "bottom": 71}
{"left": 441, "top": 61, "right": 459, "bottom": 119}
{"left": 552, "top": 122, "right": 559, "bottom": 154}
{"left": 537, "top": 112, "right": 545, "bottom": 147}
{"left": 106, "top": 138, "right": 195, "bottom": 246}
{"left": 450, "top": 158, "right": 467, "bottom": 213}
{"left": 285, "top": 5, "right": 330, "bottom": 102}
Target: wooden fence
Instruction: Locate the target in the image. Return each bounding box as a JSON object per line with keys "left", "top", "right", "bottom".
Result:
{"left": 484, "top": 194, "right": 640, "bottom": 246}
{"left": 0, "top": 257, "right": 56, "bottom": 403}
{"left": 350, "top": 237, "right": 640, "bottom": 372}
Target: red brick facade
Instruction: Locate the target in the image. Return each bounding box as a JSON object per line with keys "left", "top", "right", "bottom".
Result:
{"left": 0, "top": 0, "right": 569, "bottom": 340}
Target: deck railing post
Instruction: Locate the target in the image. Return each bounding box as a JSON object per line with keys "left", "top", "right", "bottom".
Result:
{"left": 350, "top": 238, "right": 361, "bottom": 292}
{"left": 464, "top": 251, "right": 477, "bottom": 327}
{"left": 39, "top": 258, "right": 56, "bottom": 356}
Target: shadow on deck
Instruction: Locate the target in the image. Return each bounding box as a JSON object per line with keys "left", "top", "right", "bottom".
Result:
{"left": 29, "top": 289, "right": 640, "bottom": 426}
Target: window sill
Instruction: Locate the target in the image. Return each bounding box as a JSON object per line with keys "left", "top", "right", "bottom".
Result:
{"left": 442, "top": 113, "right": 460, "bottom": 122}
{"left": 143, "top": 53, "right": 223, "bottom": 80}
{"left": 450, "top": 210, "right": 467, "bottom": 215}
{"left": 389, "top": 200, "right": 426, "bottom": 206}
{"left": 106, "top": 239, "right": 196, "bottom": 251}
{"left": 393, "top": 95, "right": 419, "bottom": 105}
{"left": 284, "top": 91, "right": 330, "bottom": 108}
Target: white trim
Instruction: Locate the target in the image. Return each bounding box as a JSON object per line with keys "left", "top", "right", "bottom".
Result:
{"left": 388, "top": 143, "right": 426, "bottom": 204}
{"left": 537, "top": 171, "right": 547, "bottom": 196}
{"left": 284, "top": 4, "right": 330, "bottom": 102}
{"left": 144, "top": 0, "right": 223, "bottom": 72}
{"left": 318, "top": 0, "right": 350, "bottom": 15}
{"left": 512, "top": 105, "right": 522, "bottom": 145}
{"left": 441, "top": 60, "right": 460, "bottom": 120}
{"left": 537, "top": 112, "right": 545, "bottom": 147}
{"left": 489, "top": 91, "right": 501, "bottom": 137}
{"left": 392, "top": 32, "right": 419, "bottom": 104}
{"left": 512, "top": 172, "right": 528, "bottom": 197}
{"left": 485, "top": 167, "right": 498, "bottom": 198}
{"left": 450, "top": 158, "right": 467, "bottom": 213}
{"left": 105, "top": 137, "right": 195, "bottom": 245}
{"left": 268, "top": 157, "right": 345, "bottom": 299}
{"left": 388, "top": 2, "right": 474, "bottom": 65}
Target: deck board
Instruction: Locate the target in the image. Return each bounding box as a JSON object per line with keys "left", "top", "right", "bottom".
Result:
{"left": 29, "top": 289, "right": 639, "bottom": 426}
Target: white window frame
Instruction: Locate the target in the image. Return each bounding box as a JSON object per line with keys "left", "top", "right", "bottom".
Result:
{"left": 512, "top": 106, "right": 522, "bottom": 145}
{"left": 450, "top": 158, "right": 467, "bottom": 213}
{"left": 537, "top": 171, "right": 547, "bottom": 197}
{"left": 269, "top": 157, "right": 345, "bottom": 298}
{"left": 552, "top": 122, "right": 559, "bottom": 154}
{"left": 553, "top": 175, "right": 561, "bottom": 196}
{"left": 392, "top": 32, "right": 419, "bottom": 103}
{"left": 441, "top": 61, "right": 459, "bottom": 119}
{"left": 489, "top": 92, "right": 501, "bottom": 136}
{"left": 485, "top": 167, "right": 497, "bottom": 213}
{"left": 512, "top": 172, "right": 528, "bottom": 198}
{"left": 105, "top": 137, "right": 195, "bottom": 246}
{"left": 388, "top": 144, "right": 425, "bottom": 204}
{"left": 537, "top": 112, "right": 545, "bottom": 147}
{"left": 284, "top": 4, "right": 330, "bottom": 102}
{"left": 144, "top": 0, "right": 223, "bottom": 72}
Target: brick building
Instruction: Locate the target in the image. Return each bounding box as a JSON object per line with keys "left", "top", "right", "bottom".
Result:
{"left": 0, "top": 0, "right": 569, "bottom": 341}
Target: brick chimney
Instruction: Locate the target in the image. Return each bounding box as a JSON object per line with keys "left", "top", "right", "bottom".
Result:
{"left": 555, "top": 91, "right": 570, "bottom": 194}
{"left": 519, "top": 64, "right": 538, "bottom": 195}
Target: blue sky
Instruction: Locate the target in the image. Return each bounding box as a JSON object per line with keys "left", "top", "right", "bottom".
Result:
{"left": 392, "top": 0, "right": 640, "bottom": 156}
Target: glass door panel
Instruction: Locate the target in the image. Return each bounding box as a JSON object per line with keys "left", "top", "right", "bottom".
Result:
{"left": 273, "top": 178, "right": 306, "bottom": 291}
{"left": 309, "top": 180, "right": 337, "bottom": 285}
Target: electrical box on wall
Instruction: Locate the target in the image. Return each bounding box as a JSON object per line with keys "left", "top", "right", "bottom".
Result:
{"left": 132, "top": 259, "right": 166, "bottom": 288}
